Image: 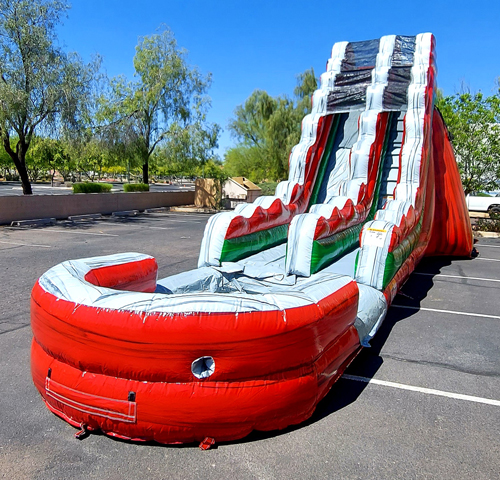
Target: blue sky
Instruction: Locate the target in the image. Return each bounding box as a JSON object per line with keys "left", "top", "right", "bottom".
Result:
{"left": 59, "top": 0, "right": 500, "bottom": 156}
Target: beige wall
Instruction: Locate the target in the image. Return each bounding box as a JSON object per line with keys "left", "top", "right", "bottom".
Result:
{"left": 195, "top": 178, "right": 263, "bottom": 209}
{"left": 0, "top": 191, "right": 195, "bottom": 225}
{"left": 246, "top": 190, "right": 262, "bottom": 203}
{"left": 194, "top": 178, "right": 217, "bottom": 208}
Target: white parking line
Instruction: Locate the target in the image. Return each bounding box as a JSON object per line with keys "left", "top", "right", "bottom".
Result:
{"left": 0, "top": 240, "right": 51, "bottom": 248}
{"left": 163, "top": 219, "right": 201, "bottom": 223}
{"left": 11, "top": 186, "right": 71, "bottom": 190}
{"left": 342, "top": 374, "right": 500, "bottom": 407}
{"left": 155, "top": 212, "right": 212, "bottom": 218}
{"left": 476, "top": 244, "right": 500, "bottom": 248}
{"left": 27, "top": 229, "right": 119, "bottom": 237}
{"left": 81, "top": 223, "right": 178, "bottom": 232}
{"left": 392, "top": 304, "right": 500, "bottom": 320}
{"left": 414, "top": 272, "right": 500, "bottom": 283}
{"left": 147, "top": 213, "right": 209, "bottom": 218}
{"left": 476, "top": 257, "right": 500, "bottom": 262}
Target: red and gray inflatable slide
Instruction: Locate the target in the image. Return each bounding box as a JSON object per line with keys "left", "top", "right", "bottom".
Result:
{"left": 31, "top": 33, "right": 473, "bottom": 445}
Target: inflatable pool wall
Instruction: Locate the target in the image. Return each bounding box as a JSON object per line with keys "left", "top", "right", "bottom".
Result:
{"left": 31, "top": 33, "right": 473, "bottom": 445}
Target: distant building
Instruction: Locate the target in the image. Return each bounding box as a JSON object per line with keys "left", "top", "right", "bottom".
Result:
{"left": 223, "top": 177, "right": 262, "bottom": 209}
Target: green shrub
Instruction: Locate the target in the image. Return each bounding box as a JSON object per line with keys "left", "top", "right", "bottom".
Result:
{"left": 257, "top": 181, "right": 278, "bottom": 196}
{"left": 73, "top": 182, "right": 113, "bottom": 193}
{"left": 123, "top": 183, "right": 150, "bottom": 192}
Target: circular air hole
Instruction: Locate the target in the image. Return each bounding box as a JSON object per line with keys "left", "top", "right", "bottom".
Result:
{"left": 191, "top": 356, "right": 215, "bottom": 379}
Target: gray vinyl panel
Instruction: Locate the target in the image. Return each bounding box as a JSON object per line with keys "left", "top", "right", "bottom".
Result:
{"left": 378, "top": 112, "right": 405, "bottom": 207}
{"left": 316, "top": 111, "right": 361, "bottom": 204}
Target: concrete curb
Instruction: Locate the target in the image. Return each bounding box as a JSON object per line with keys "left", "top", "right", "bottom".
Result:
{"left": 112, "top": 210, "right": 140, "bottom": 218}
{"left": 10, "top": 218, "right": 56, "bottom": 227}
{"left": 69, "top": 214, "right": 103, "bottom": 222}
{"left": 469, "top": 211, "right": 490, "bottom": 219}
{"left": 144, "top": 207, "right": 169, "bottom": 213}
{"left": 474, "top": 231, "right": 500, "bottom": 238}
{"left": 169, "top": 206, "right": 221, "bottom": 214}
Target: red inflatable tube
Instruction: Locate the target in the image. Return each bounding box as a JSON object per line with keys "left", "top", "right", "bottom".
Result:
{"left": 31, "top": 255, "right": 362, "bottom": 443}
{"left": 313, "top": 200, "right": 357, "bottom": 239}
{"left": 31, "top": 324, "right": 360, "bottom": 444}
{"left": 32, "top": 328, "right": 360, "bottom": 444}
{"left": 84, "top": 257, "right": 158, "bottom": 292}
{"left": 31, "top": 279, "right": 358, "bottom": 383}
{"left": 225, "top": 194, "right": 300, "bottom": 240}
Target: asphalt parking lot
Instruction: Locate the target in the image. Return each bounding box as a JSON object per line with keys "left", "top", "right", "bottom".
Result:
{"left": 0, "top": 212, "right": 498, "bottom": 480}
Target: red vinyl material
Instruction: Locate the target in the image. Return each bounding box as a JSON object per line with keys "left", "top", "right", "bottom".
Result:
{"left": 425, "top": 110, "right": 474, "bottom": 257}
{"left": 31, "top": 268, "right": 361, "bottom": 443}
{"left": 32, "top": 331, "right": 359, "bottom": 443}
{"left": 84, "top": 257, "right": 158, "bottom": 292}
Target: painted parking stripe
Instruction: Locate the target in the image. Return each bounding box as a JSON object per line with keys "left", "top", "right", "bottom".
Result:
{"left": 475, "top": 257, "right": 500, "bottom": 262}
{"left": 476, "top": 244, "right": 500, "bottom": 248}
{"left": 152, "top": 213, "right": 210, "bottom": 218}
{"left": 27, "top": 229, "right": 119, "bottom": 237}
{"left": 85, "top": 223, "right": 177, "bottom": 231}
{"left": 342, "top": 374, "right": 500, "bottom": 407}
{"left": 0, "top": 240, "right": 51, "bottom": 248}
{"left": 392, "top": 304, "right": 500, "bottom": 320}
{"left": 163, "top": 219, "right": 201, "bottom": 223}
{"left": 414, "top": 272, "right": 500, "bottom": 283}
{"left": 147, "top": 215, "right": 209, "bottom": 220}
{"left": 120, "top": 213, "right": 208, "bottom": 219}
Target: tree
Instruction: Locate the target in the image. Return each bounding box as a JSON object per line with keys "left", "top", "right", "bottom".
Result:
{"left": 91, "top": 117, "right": 143, "bottom": 182}
{"left": 226, "top": 68, "right": 317, "bottom": 182}
{"left": 161, "top": 121, "right": 220, "bottom": 169}
{"left": 105, "top": 27, "right": 218, "bottom": 185}
{"left": 437, "top": 91, "right": 500, "bottom": 195}
{"left": 224, "top": 145, "right": 267, "bottom": 181}
{"left": 0, "top": 0, "right": 98, "bottom": 194}
{"left": 68, "top": 132, "right": 120, "bottom": 182}
{"left": 228, "top": 90, "right": 276, "bottom": 151}
{"left": 25, "top": 139, "right": 48, "bottom": 183}
{"left": 0, "top": 143, "right": 15, "bottom": 179}
{"left": 29, "top": 136, "right": 73, "bottom": 184}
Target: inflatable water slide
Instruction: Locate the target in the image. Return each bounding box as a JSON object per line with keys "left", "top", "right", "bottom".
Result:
{"left": 31, "top": 33, "right": 473, "bottom": 446}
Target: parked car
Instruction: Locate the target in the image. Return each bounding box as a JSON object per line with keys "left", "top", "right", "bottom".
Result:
{"left": 466, "top": 192, "right": 500, "bottom": 215}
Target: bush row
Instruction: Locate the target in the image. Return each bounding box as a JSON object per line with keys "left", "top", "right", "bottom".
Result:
{"left": 72, "top": 182, "right": 150, "bottom": 193}
{"left": 123, "top": 183, "right": 149, "bottom": 192}
{"left": 73, "top": 182, "right": 113, "bottom": 193}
